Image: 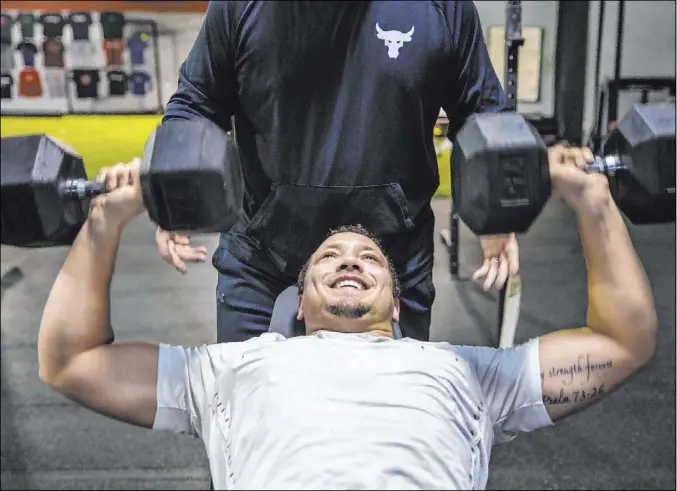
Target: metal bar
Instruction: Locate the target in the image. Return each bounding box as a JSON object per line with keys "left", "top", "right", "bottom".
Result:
{"left": 589, "top": 0, "right": 606, "bottom": 149}
{"left": 504, "top": 1, "right": 524, "bottom": 111}
{"left": 554, "top": 1, "right": 590, "bottom": 144}
{"left": 449, "top": 209, "right": 459, "bottom": 277}
{"left": 497, "top": 1, "right": 524, "bottom": 339}
{"left": 609, "top": 0, "right": 625, "bottom": 125}
{"left": 151, "top": 20, "right": 163, "bottom": 112}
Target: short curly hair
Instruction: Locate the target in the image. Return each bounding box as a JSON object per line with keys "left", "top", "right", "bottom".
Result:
{"left": 296, "top": 224, "right": 401, "bottom": 298}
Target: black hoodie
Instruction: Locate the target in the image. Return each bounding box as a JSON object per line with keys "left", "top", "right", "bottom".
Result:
{"left": 163, "top": 0, "right": 506, "bottom": 285}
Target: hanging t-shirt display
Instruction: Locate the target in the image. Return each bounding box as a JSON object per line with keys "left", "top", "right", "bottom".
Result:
{"left": 70, "top": 40, "right": 96, "bottom": 68}
{"left": 127, "top": 29, "right": 151, "bottom": 65}
{"left": 67, "top": 12, "right": 92, "bottom": 41}
{"left": 16, "top": 13, "right": 35, "bottom": 40}
{"left": 107, "top": 70, "right": 127, "bottom": 96}
{"left": 1, "top": 13, "right": 161, "bottom": 115}
{"left": 0, "top": 72, "right": 13, "bottom": 99}
{"left": 72, "top": 69, "right": 100, "bottom": 99}
{"left": 0, "top": 14, "right": 14, "bottom": 44}
{"left": 17, "top": 41, "right": 37, "bottom": 67}
{"left": 128, "top": 71, "right": 150, "bottom": 96}
{"left": 100, "top": 12, "right": 125, "bottom": 40}
{"left": 19, "top": 68, "right": 42, "bottom": 97}
{"left": 39, "top": 13, "right": 65, "bottom": 39}
{"left": 43, "top": 39, "right": 65, "bottom": 68}
{"left": 1, "top": 44, "right": 14, "bottom": 71}
{"left": 45, "top": 69, "right": 66, "bottom": 98}
{"left": 104, "top": 39, "right": 124, "bottom": 66}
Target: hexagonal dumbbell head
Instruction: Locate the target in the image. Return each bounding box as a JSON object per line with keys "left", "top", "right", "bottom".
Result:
{"left": 606, "top": 102, "right": 675, "bottom": 224}
{"left": 140, "top": 118, "right": 244, "bottom": 233}
{"left": 611, "top": 102, "right": 675, "bottom": 196}
{"left": 451, "top": 112, "right": 551, "bottom": 235}
{"left": 0, "top": 135, "right": 90, "bottom": 247}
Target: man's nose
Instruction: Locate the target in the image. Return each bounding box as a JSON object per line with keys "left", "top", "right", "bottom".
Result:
{"left": 338, "top": 256, "right": 362, "bottom": 272}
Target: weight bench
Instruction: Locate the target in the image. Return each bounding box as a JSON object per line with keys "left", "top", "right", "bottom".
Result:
{"left": 268, "top": 285, "right": 404, "bottom": 339}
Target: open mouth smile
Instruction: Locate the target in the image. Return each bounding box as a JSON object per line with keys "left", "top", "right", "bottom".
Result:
{"left": 329, "top": 275, "right": 369, "bottom": 291}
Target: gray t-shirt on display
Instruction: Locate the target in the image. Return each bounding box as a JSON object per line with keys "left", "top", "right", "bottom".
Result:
{"left": 154, "top": 332, "right": 553, "bottom": 490}
{"left": 44, "top": 69, "right": 66, "bottom": 98}
{"left": 1, "top": 43, "right": 14, "bottom": 71}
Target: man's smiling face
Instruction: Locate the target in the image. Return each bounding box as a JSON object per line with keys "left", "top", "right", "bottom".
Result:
{"left": 297, "top": 229, "right": 400, "bottom": 337}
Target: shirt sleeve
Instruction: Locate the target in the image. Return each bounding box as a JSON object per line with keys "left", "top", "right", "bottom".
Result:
{"left": 453, "top": 338, "right": 554, "bottom": 445}
{"left": 152, "top": 342, "right": 243, "bottom": 438}
{"left": 162, "top": 0, "right": 238, "bottom": 131}
{"left": 441, "top": 1, "right": 507, "bottom": 139}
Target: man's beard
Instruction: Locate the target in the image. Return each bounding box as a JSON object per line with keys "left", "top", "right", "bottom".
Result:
{"left": 327, "top": 300, "right": 370, "bottom": 319}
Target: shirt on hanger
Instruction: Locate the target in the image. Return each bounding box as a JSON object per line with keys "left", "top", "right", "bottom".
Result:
{"left": 100, "top": 12, "right": 125, "bottom": 40}
{"left": 127, "top": 29, "right": 151, "bottom": 65}
{"left": 39, "top": 13, "right": 65, "bottom": 39}
{"left": 69, "top": 40, "right": 97, "bottom": 68}
{"left": 129, "top": 71, "right": 151, "bottom": 96}
{"left": 107, "top": 70, "right": 127, "bottom": 96}
{"left": 104, "top": 39, "right": 124, "bottom": 66}
{"left": 16, "top": 13, "right": 35, "bottom": 40}
{"left": 1, "top": 43, "right": 14, "bottom": 71}
{"left": 45, "top": 69, "right": 66, "bottom": 98}
{"left": 72, "top": 68, "right": 100, "bottom": 99}
{"left": 19, "top": 68, "right": 43, "bottom": 97}
{"left": 17, "top": 41, "right": 38, "bottom": 67}
{"left": 0, "top": 72, "right": 13, "bottom": 99}
{"left": 43, "top": 39, "right": 65, "bottom": 68}
{"left": 68, "top": 12, "right": 92, "bottom": 41}
{"left": 0, "top": 13, "right": 14, "bottom": 44}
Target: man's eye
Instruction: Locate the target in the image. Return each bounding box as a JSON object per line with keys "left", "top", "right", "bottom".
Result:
{"left": 320, "top": 252, "right": 337, "bottom": 260}
{"left": 363, "top": 254, "right": 379, "bottom": 262}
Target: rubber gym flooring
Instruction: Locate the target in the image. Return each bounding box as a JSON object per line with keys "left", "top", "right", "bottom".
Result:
{"left": 1, "top": 198, "right": 675, "bottom": 490}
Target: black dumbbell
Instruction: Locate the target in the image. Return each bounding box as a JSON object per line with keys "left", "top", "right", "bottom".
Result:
{"left": 0, "top": 118, "right": 244, "bottom": 248}
{"left": 451, "top": 102, "right": 676, "bottom": 235}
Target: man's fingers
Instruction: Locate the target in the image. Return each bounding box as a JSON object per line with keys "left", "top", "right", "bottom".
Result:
{"left": 104, "top": 165, "right": 121, "bottom": 190}
{"left": 494, "top": 255, "right": 509, "bottom": 290}
{"left": 507, "top": 240, "right": 520, "bottom": 277}
{"left": 172, "top": 235, "right": 191, "bottom": 246}
{"left": 175, "top": 245, "right": 208, "bottom": 262}
{"left": 482, "top": 258, "right": 500, "bottom": 291}
{"left": 472, "top": 260, "right": 491, "bottom": 281}
{"left": 561, "top": 146, "right": 595, "bottom": 171}
{"left": 113, "top": 163, "right": 133, "bottom": 186}
{"left": 167, "top": 240, "right": 188, "bottom": 274}
{"left": 156, "top": 232, "right": 172, "bottom": 262}
{"left": 583, "top": 147, "right": 594, "bottom": 163}
{"left": 561, "top": 148, "right": 586, "bottom": 170}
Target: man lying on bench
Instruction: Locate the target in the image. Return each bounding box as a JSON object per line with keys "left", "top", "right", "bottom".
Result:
{"left": 38, "top": 147, "right": 657, "bottom": 490}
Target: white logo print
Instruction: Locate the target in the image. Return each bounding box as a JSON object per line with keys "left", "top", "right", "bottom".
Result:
{"left": 375, "top": 23, "right": 415, "bottom": 59}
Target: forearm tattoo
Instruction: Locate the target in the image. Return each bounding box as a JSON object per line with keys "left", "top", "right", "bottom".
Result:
{"left": 541, "top": 354, "right": 613, "bottom": 406}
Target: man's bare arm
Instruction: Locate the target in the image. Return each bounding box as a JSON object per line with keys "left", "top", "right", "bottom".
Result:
{"left": 539, "top": 182, "right": 657, "bottom": 422}
{"left": 38, "top": 173, "right": 159, "bottom": 429}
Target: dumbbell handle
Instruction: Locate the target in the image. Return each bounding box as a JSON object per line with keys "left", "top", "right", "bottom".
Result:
{"left": 588, "top": 154, "right": 624, "bottom": 174}
{"left": 59, "top": 179, "right": 107, "bottom": 200}
{"left": 61, "top": 156, "right": 620, "bottom": 202}
{"left": 61, "top": 158, "right": 621, "bottom": 200}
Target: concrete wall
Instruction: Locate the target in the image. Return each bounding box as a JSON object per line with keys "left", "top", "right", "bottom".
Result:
{"left": 146, "top": 1, "right": 675, "bottom": 134}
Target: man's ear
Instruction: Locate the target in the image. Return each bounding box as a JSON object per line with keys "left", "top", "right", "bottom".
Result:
{"left": 392, "top": 298, "right": 400, "bottom": 323}
{"left": 296, "top": 295, "right": 304, "bottom": 321}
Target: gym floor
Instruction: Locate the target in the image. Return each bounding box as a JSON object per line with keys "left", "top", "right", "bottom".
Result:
{"left": 1, "top": 198, "right": 674, "bottom": 490}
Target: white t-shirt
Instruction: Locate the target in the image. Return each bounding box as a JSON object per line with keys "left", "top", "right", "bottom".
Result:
{"left": 153, "top": 331, "right": 553, "bottom": 490}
